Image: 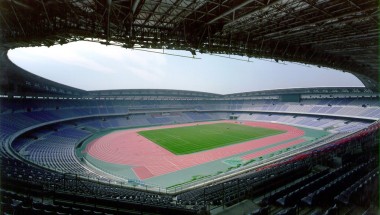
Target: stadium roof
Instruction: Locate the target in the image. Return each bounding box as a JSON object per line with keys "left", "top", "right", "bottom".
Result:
{"left": 0, "top": 0, "right": 378, "bottom": 91}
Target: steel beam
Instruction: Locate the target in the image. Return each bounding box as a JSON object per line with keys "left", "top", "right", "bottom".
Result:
{"left": 207, "top": 0, "right": 259, "bottom": 24}
{"left": 132, "top": 0, "right": 142, "bottom": 14}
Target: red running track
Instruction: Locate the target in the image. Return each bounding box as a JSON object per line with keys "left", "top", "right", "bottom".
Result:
{"left": 84, "top": 121, "right": 305, "bottom": 179}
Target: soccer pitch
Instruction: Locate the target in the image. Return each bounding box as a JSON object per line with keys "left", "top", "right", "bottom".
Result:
{"left": 138, "top": 123, "right": 285, "bottom": 155}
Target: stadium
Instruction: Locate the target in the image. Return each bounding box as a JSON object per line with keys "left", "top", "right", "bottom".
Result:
{"left": 0, "top": 1, "right": 379, "bottom": 215}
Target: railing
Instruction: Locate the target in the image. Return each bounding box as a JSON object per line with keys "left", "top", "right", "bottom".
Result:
{"left": 3, "top": 113, "right": 379, "bottom": 195}
{"left": 86, "top": 119, "right": 379, "bottom": 194}
{"left": 163, "top": 119, "right": 380, "bottom": 194}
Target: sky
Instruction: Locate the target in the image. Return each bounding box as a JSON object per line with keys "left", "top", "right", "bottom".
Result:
{"left": 8, "top": 41, "right": 363, "bottom": 95}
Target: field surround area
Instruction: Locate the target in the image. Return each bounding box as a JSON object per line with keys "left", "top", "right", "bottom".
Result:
{"left": 77, "top": 120, "right": 330, "bottom": 189}
{"left": 138, "top": 123, "right": 285, "bottom": 155}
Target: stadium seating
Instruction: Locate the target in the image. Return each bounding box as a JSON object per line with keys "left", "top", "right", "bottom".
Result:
{"left": 1, "top": 95, "right": 379, "bottom": 214}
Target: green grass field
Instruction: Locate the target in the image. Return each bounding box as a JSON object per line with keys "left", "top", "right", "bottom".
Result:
{"left": 138, "top": 123, "right": 285, "bottom": 155}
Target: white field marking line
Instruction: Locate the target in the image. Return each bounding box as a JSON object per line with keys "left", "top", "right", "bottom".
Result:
{"left": 199, "top": 129, "right": 223, "bottom": 135}
{"left": 141, "top": 121, "right": 289, "bottom": 154}
{"left": 164, "top": 133, "right": 193, "bottom": 145}
{"left": 220, "top": 133, "right": 286, "bottom": 150}
{"left": 164, "top": 157, "right": 180, "bottom": 169}
{"left": 202, "top": 133, "right": 248, "bottom": 143}
{"left": 165, "top": 127, "right": 278, "bottom": 150}
{"left": 155, "top": 134, "right": 201, "bottom": 153}
{"left": 198, "top": 127, "right": 244, "bottom": 141}
{"left": 136, "top": 120, "right": 223, "bottom": 132}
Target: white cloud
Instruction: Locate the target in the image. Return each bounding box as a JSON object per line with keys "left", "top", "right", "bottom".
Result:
{"left": 10, "top": 42, "right": 169, "bottom": 85}
{"left": 112, "top": 49, "right": 167, "bottom": 82}
{"left": 12, "top": 44, "right": 116, "bottom": 74}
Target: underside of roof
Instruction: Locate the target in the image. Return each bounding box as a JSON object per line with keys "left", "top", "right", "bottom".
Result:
{"left": 0, "top": 0, "right": 378, "bottom": 91}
